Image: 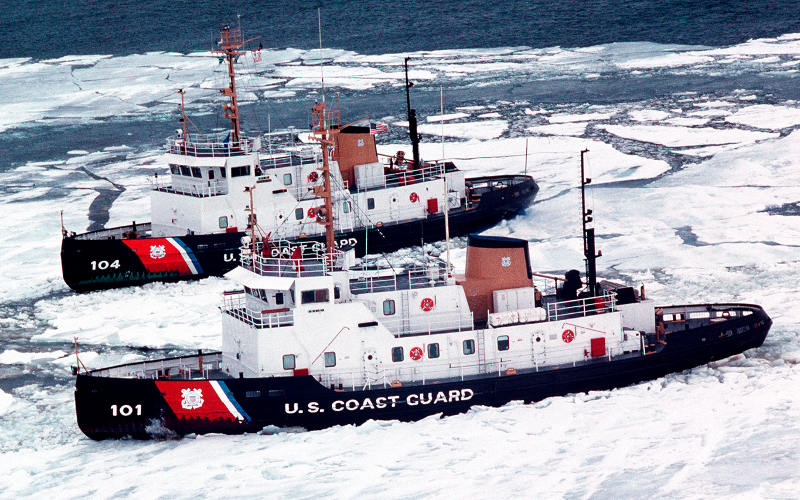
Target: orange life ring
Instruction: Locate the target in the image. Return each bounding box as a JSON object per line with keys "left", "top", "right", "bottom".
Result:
{"left": 376, "top": 221, "right": 383, "bottom": 228}
{"left": 409, "top": 192, "right": 419, "bottom": 203}
{"left": 721, "top": 311, "right": 731, "bottom": 318}
{"left": 409, "top": 347, "right": 423, "bottom": 361}
{"left": 307, "top": 207, "right": 316, "bottom": 218}
{"left": 390, "top": 380, "right": 402, "bottom": 388}
{"left": 307, "top": 171, "right": 319, "bottom": 183}
{"left": 562, "top": 329, "right": 575, "bottom": 343}
{"left": 420, "top": 297, "right": 434, "bottom": 312}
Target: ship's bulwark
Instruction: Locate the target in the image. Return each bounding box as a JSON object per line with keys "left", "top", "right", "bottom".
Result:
{"left": 75, "top": 304, "right": 769, "bottom": 439}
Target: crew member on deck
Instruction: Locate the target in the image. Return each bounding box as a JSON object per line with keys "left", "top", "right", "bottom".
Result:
{"left": 558, "top": 269, "right": 582, "bottom": 301}
{"left": 393, "top": 150, "right": 406, "bottom": 168}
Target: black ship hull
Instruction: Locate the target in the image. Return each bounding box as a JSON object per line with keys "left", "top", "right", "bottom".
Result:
{"left": 74, "top": 303, "right": 770, "bottom": 439}
{"left": 61, "top": 175, "right": 538, "bottom": 292}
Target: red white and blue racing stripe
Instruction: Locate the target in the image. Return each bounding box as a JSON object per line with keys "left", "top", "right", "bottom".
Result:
{"left": 122, "top": 237, "right": 204, "bottom": 275}
{"left": 155, "top": 380, "right": 251, "bottom": 422}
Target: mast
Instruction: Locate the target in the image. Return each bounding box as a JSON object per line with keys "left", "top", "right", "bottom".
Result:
{"left": 580, "top": 149, "right": 598, "bottom": 294}
{"left": 212, "top": 22, "right": 245, "bottom": 145}
{"left": 311, "top": 102, "right": 338, "bottom": 261}
{"left": 177, "top": 89, "right": 189, "bottom": 142}
{"left": 404, "top": 57, "right": 420, "bottom": 169}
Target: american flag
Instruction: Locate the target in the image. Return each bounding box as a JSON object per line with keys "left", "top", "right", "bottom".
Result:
{"left": 370, "top": 122, "right": 388, "bottom": 135}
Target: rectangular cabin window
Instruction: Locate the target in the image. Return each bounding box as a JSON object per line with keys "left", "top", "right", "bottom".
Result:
{"left": 324, "top": 352, "right": 336, "bottom": 367}
{"left": 218, "top": 216, "right": 228, "bottom": 229}
{"left": 180, "top": 165, "right": 191, "bottom": 176}
{"left": 191, "top": 167, "right": 202, "bottom": 178}
{"left": 367, "top": 198, "right": 375, "bottom": 210}
{"left": 343, "top": 201, "right": 352, "bottom": 213}
{"left": 334, "top": 286, "right": 340, "bottom": 299}
{"left": 497, "top": 335, "right": 510, "bottom": 351}
{"left": 275, "top": 293, "right": 284, "bottom": 305}
{"left": 428, "top": 343, "right": 440, "bottom": 358}
{"left": 231, "top": 166, "right": 251, "bottom": 177}
{"left": 170, "top": 164, "right": 180, "bottom": 175}
{"left": 463, "top": 339, "right": 475, "bottom": 355}
{"left": 391, "top": 347, "right": 404, "bottom": 362}
{"left": 219, "top": 167, "right": 226, "bottom": 178}
{"left": 383, "top": 299, "right": 396, "bottom": 316}
{"left": 301, "top": 289, "right": 329, "bottom": 304}
{"left": 208, "top": 168, "right": 215, "bottom": 180}
{"left": 295, "top": 208, "right": 304, "bottom": 220}
{"left": 283, "top": 173, "right": 292, "bottom": 185}
{"left": 282, "top": 354, "right": 295, "bottom": 370}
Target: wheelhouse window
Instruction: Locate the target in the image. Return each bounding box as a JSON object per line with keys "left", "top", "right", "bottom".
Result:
{"left": 383, "top": 299, "right": 396, "bottom": 316}
{"left": 295, "top": 208, "right": 303, "bottom": 220}
{"left": 282, "top": 354, "right": 295, "bottom": 370}
{"left": 219, "top": 167, "right": 226, "bottom": 178}
{"left": 391, "top": 347, "right": 403, "bottom": 362}
{"left": 208, "top": 169, "right": 215, "bottom": 180}
{"left": 231, "top": 166, "right": 251, "bottom": 177}
{"left": 497, "top": 335, "right": 509, "bottom": 351}
{"left": 367, "top": 198, "right": 375, "bottom": 210}
{"left": 283, "top": 173, "right": 292, "bottom": 185}
{"left": 428, "top": 343, "right": 440, "bottom": 359}
{"left": 180, "top": 165, "right": 191, "bottom": 176}
{"left": 191, "top": 167, "right": 202, "bottom": 178}
{"left": 463, "top": 339, "right": 475, "bottom": 355}
{"left": 218, "top": 216, "right": 228, "bottom": 229}
{"left": 275, "top": 292, "right": 284, "bottom": 305}
{"left": 324, "top": 352, "right": 336, "bottom": 367}
{"left": 301, "top": 289, "right": 330, "bottom": 304}
{"left": 170, "top": 164, "right": 180, "bottom": 175}
{"left": 334, "top": 286, "right": 341, "bottom": 299}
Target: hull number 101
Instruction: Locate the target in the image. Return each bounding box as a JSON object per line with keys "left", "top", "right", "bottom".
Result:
{"left": 110, "top": 404, "right": 142, "bottom": 416}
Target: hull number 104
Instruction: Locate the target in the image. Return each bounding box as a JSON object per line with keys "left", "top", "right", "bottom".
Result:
{"left": 91, "top": 260, "right": 120, "bottom": 270}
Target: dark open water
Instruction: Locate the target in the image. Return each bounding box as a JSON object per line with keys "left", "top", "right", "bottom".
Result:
{"left": 5, "top": 0, "right": 800, "bottom": 59}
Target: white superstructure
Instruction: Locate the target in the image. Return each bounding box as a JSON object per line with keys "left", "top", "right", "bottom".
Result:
{"left": 151, "top": 128, "right": 466, "bottom": 241}
{"left": 220, "top": 236, "right": 656, "bottom": 390}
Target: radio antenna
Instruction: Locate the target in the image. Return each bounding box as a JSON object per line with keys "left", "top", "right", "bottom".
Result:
{"left": 317, "top": 7, "right": 326, "bottom": 105}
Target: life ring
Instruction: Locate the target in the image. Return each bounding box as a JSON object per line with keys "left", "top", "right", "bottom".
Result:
{"left": 390, "top": 380, "right": 402, "bottom": 388}
{"left": 307, "top": 171, "right": 319, "bottom": 183}
{"left": 409, "top": 347, "right": 423, "bottom": 361}
{"left": 562, "top": 329, "right": 575, "bottom": 343}
{"left": 409, "top": 192, "right": 419, "bottom": 203}
{"left": 721, "top": 310, "right": 731, "bottom": 318}
{"left": 307, "top": 207, "right": 316, "bottom": 218}
{"left": 505, "top": 368, "right": 517, "bottom": 376}
{"left": 420, "top": 297, "right": 434, "bottom": 312}
{"left": 376, "top": 221, "right": 383, "bottom": 228}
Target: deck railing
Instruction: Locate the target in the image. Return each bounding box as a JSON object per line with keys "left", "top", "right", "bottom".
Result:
{"left": 240, "top": 241, "right": 347, "bottom": 277}
{"left": 166, "top": 136, "right": 254, "bottom": 157}
{"left": 221, "top": 292, "right": 294, "bottom": 329}
{"left": 349, "top": 263, "right": 451, "bottom": 294}
{"left": 546, "top": 292, "right": 617, "bottom": 321}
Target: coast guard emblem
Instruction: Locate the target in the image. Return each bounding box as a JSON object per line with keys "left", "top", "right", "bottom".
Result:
{"left": 501, "top": 256, "right": 511, "bottom": 267}
{"left": 150, "top": 245, "right": 167, "bottom": 259}
{"left": 181, "top": 388, "right": 204, "bottom": 409}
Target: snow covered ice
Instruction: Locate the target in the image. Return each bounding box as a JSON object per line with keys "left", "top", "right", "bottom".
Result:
{"left": 1, "top": 31, "right": 800, "bottom": 499}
